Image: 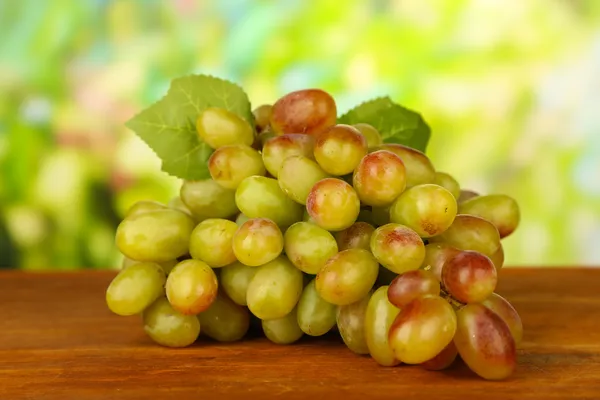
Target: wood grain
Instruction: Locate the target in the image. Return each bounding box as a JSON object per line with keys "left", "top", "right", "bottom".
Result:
{"left": 0, "top": 268, "right": 599, "bottom": 400}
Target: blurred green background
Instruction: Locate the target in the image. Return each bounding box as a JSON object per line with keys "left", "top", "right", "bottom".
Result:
{"left": 1, "top": 0, "right": 599, "bottom": 270}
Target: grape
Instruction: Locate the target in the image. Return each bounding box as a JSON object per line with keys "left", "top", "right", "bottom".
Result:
{"left": 125, "top": 200, "right": 166, "bottom": 218}
{"left": 388, "top": 295, "right": 457, "bottom": 364}
{"left": 458, "top": 189, "right": 480, "bottom": 204}
{"left": 442, "top": 250, "right": 497, "bottom": 304}
{"left": 489, "top": 244, "right": 505, "bottom": 270}
{"left": 353, "top": 123, "right": 383, "bottom": 147}
{"left": 253, "top": 104, "right": 273, "bottom": 132}
{"left": 278, "top": 155, "right": 330, "bottom": 204}
{"left": 196, "top": 107, "right": 254, "bottom": 148}
{"left": 208, "top": 145, "right": 266, "bottom": 189}
{"left": 315, "top": 249, "right": 378, "bottom": 306}
{"left": 270, "top": 88, "right": 337, "bottom": 136}
{"left": 165, "top": 259, "right": 218, "bottom": 315}
{"left": 232, "top": 218, "right": 283, "bottom": 267}
{"left": 454, "top": 303, "right": 517, "bottom": 380}
{"left": 421, "top": 242, "right": 460, "bottom": 281}
{"left": 481, "top": 293, "right": 523, "bottom": 346}
{"left": 313, "top": 124, "right": 368, "bottom": 176}
{"left": 296, "top": 279, "right": 337, "bottom": 336}
{"left": 370, "top": 223, "right": 425, "bottom": 274}
{"left": 370, "top": 206, "right": 391, "bottom": 226}
{"left": 364, "top": 286, "right": 401, "bottom": 366}
{"left": 262, "top": 307, "right": 304, "bottom": 345}
{"left": 235, "top": 176, "right": 303, "bottom": 228}
{"left": 376, "top": 265, "right": 398, "bottom": 286}
{"left": 306, "top": 178, "right": 360, "bottom": 231}
{"left": 219, "top": 261, "right": 257, "bottom": 306}
{"left": 258, "top": 129, "right": 277, "bottom": 148}
{"left": 302, "top": 208, "right": 317, "bottom": 224}
{"left": 180, "top": 179, "right": 238, "bottom": 220}
{"left": 352, "top": 150, "right": 407, "bottom": 207}
{"left": 143, "top": 297, "right": 200, "bottom": 348}
{"left": 433, "top": 172, "right": 461, "bottom": 199}
{"left": 375, "top": 144, "right": 435, "bottom": 187}
{"left": 421, "top": 342, "right": 458, "bottom": 371}
{"left": 389, "top": 184, "right": 457, "bottom": 238}
{"left": 262, "top": 134, "right": 315, "bottom": 178}
{"left": 121, "top": 257, "right": 177, "bottom": 274}
{"left": 337, "top": 293, "right": 371, "bottom": 355}
{"left": 168, "top": 196, "right": 195, "bottom": 218}
{"left": 106, "top": 262, "right": 166, "bottom": 316}
{"left": 283, "top": 222, "right": 338, "bottom": 274}
{"left": 334, "top": 221, "right": 375, "bottom": 251}
{"left": 387, "top": 270, "right": 440, "bottom": 308}
{"left": 431, "top": 214, "right": 501, "bottom": 258}
{"left": 235, "top": 213, "right": 250, "bottom": 226}
{"left": 189, "top": 219, "right": 238, "bottom": 268}
{"left": 246, "top": 256, "right": 303, "bottom": 320}
{"left": 197, "top": 292, "right": 250, "bottom": 342}
{"left": 116, "top": 209, "right": 196, "bottom": 262}
{"left": 458, "top": 194, "right": 520, "bottom": 238}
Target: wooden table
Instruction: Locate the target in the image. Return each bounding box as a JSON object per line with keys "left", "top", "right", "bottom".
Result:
{"left": 0, "top": 268, "right": 599, "bottom": 400}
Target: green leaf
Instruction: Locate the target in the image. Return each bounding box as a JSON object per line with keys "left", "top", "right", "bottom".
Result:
{"left": 338, "top": 96, "right": 431, "bottom": 153}
{"left": 125, "top": 75, "right": 254, "bottom": 180}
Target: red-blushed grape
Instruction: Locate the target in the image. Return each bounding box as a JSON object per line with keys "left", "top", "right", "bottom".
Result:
{"left": 278, "top": 155, "right": 330, "bottom": 204}
{"left": 421, "top": 242, "right": 461, "bottom": 281}
{"left": 208, "top": 144, "right": 265, "bottom": 189}
{"left": 262, "top": 134, "right": 315, "bottom": 178}
{"left": 375, "top": 143, "right": 435, "bottom": 187}
{"left": 365, "top": 286, "right": 401, "bottom": 366}
{"left": 481, "top": 293, "right": 523, "bottom": 347}
{"left": 314, "top": 124, "right": 368, "bottom": 175}
{"left": 196, "top": 107, "right": 254, "bottom": 148}
{"left": 387, "top": 270, "right": 440, "bottom": 308}
{"left": 442, "top": 250, "right": 497, "bottom": 304}
{"left": 219, "top": 261, "right": 256, "bottom": 306}
{"left": 306, "top": 178, "right": 360, "bottom": 231}
{"left": 284, "top": 222, "right": 338, "bottom": 274}
{"left": 430, "top": 214, "right": 501, "bottom": 258}
{"left": 189, "top": 219, "right": 238, "bottom": 268}
{"left": 297, "top": 279, "right": 337, "bottom": 336}
{"left": 352, "top": 150, "right": 407, "bottom": 207}
{"left": 334, "top": 221, "right": 375, "bottom": 251}
{"left": 315, "top": 249, "right": 379, "bottom": 306}
{"left": 106, "top": 262, "right": 166, "bottom": 316}
{"left": 270, "top": 89, "right": 337, "bottom": 136}
{"left": 180, "top": 179, "right": 238, "bottom": 220}
{"left": 197, "top": 292, "right": 250, "bottom": 342}
{"left": 337, "top": 293, "right": 371, "bottom": 354}
{"left": 454, "top": 303, "right": 517, "bottom": 380}
{"left": 370, "top": 223, "right": 425, "bottom": 274}
{"left": 458, "top": 194, "right": 520, "bottom": 238}
{"left": 433, "top": 172, "right": 461, "bottom": 199}
{"left": 353, "top": 123, "right": 383, "bottom": 147}
{"left": 421, "top": 341, "right": 458, "bottom": 371}
{"left": 232, "top": 218, "right": 283, "bottom": 267}
{"left": 390, "top": 184, "right": 457, "bottom": 238}
{"left": 458, "top": 189, "right": 479, "bottom": 203}
{"left": 388, "top": 295, "right": 457, "bottom": 364}
{"left": 253, "top": 104, "right": 272, "bottom": 132}
{"left": 166, "top": 259, "right": 218, "bottom": 315}
{"left": 143, "top": 297, "right": 201, "bottom": 347}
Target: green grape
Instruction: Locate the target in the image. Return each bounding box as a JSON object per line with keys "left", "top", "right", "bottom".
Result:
{"left": 313, "top": 124, "right": 368, "bottom": 176}
{"left": 337, "top": 293, "right": 371, "bottom": 354}
{"left": 219, "top": 261, "right": 257, "bottom": 306}
{"left": 125, "top": 200, "right": 166, "bottom": 218}
{"left": 433, "top": 172, "right": 461, "bottom": 199}
{"left": 306, "top": 178, "right": 360, "bottom": 231}
{"left": 489, "top": 244, "right": 505, "bottom": 270}
{"left": 246, "top": 256, "right": 303, "bottom": 320}
{"left": 253, "top": 104, "right": 273, "bottom": 132}
{"left": 235, "top": 176, "right": 303, "bottom": 228}
{"left": 189, "top": 219, "right": 238, "bottom": 268}
{"left": 353, "top": 123, "right": 383, "bottom": 147}
{"left": 106, "top": 262, "right": 166, "bottom": 316}
{"left": 157, "top": 260, "right": 178, "bottom": 275}
{"left": 262, "top": 307, "right": 304, "bottom": 345}
{"left": 296, "top": 279, "right": 337, "bottom": 336}
{"left": 165, "top": 259, "right": 218, "bottom": 315}
{"left": 197, "top": 292, "right": 250, "bottom": 342}
{"left": 454, "top": 303, "right": 517, "bottom": 380}
{"left": 232, "top": 218, "right": 283, "bottom": 267}
{"left": 421, "top": 342, "right": 458, "bottom": 371}
{"left": 458, "top": 189, "right": 479, "bottom": 204}
{"left": 258, "top": 129, "right": 277, "bottom": 148}
{"left": 370, "top": 223, "right": 425, "bottom": 274}
{"left": 235, "top": 213, "right": 250, "bottom": 226}
{"left": 315, "top": 249, "right": 378, "bottom": 306}
{"left": 116, "top": 209, "right": 196, "bottom": 262}
{"left": 370, "top": 207, "right": 391, "bottom": 226}
{"left": 302, "top": 208, "right": 317, "bottom": 224}
{"left": 390, "top": 184, "right": 457, "bottom": 238}
{"left": 180, "top": 179, "right": 238, "bottom": 220}
{"left": 334, "top": 222, "right": 375, "bottom": 251}
{"left": 278, "top": 155, "right": 330, "bottom": 204}
{"left": 168, "top": 196, "right": 195, "bottom": 218}
{"left": 458, "top": 194, "right": 520, "bottom": 238}
{"left": 261, "top": 134, "right": 315, "bottom": 178}
{"left": 375, "top": 144, "right": 435, "bottom": 187}
{"left": 270, "top": 89, "right": 337, "bottom": 136}
{"left": 352, "top": 150, "right": 407, "bottom": 207}
{"left": 388, "top": 295, "right": 457, "bottom": 364}
{"left": 442, "top": 250, "right": 497, "bottom": 304}
{"left": 196, "top": 107, "right": 254, "bottom": 148}
{"left": 208, "top": 145, "right": 266, "bottom": 189}
{"left": 421, "top": 242, "right": 460, "bottom": 281}
{"left": 387, "top": 270, "right": 440, "bottom": 308}
{"left": 430, "top": 214, "right": 501, "bottom": 258}
{"left": 143, "top": 297, "right": 200, "bottom": 348}
{"left": 481, "top": 293, "right": 523, "bottom": 347}
{"left": 283, "top": 222, "right": 338, "bottom": 274}
{"left": 365, "top": 286, "right": 401, "bottom": 366}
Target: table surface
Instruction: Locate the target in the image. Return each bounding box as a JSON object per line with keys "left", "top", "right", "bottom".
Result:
{"left": 0, "top": 268, "right": 599, "bottom": 400}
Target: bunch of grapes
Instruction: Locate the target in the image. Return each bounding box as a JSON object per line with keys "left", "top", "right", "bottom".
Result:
{"left": 106, "top": 88, "right": 522, "bottom": 381}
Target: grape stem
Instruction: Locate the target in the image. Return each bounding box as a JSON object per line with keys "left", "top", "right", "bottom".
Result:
{"left": 440, "top": 288, "right": 465, "bottom": 310}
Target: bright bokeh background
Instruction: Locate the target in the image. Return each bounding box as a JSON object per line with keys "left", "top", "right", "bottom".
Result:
{"left": 1, "top": 0, "right": 599, "bottom": 270}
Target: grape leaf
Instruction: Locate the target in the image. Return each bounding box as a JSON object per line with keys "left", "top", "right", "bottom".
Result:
{"left": 338, "top": 96, "right": 431, "bottom": 153}
{"left": 125, "top": 75, "right": 254, "bottom": 180}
